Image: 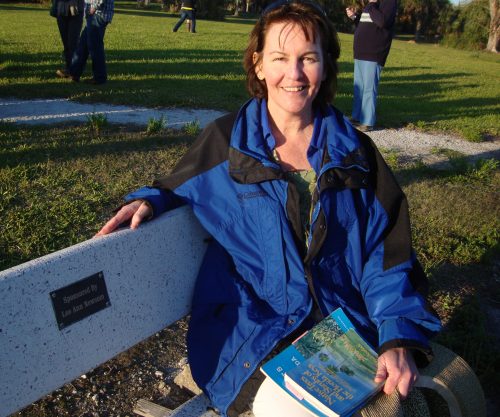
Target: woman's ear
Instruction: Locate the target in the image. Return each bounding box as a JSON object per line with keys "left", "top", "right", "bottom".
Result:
{"left": 253, "top": 52, "right": 264, "bottom": 81}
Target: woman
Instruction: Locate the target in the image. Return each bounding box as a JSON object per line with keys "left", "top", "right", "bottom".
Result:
{"left": 52, "top": 0, "right": 85, "bottom": 78}
{"left": 97, "top": 1, "right": 441, "bottom": 416}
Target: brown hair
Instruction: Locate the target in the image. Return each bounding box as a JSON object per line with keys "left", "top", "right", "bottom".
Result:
{"left": 243, "top": 1, "right": 340, "bottom": 106}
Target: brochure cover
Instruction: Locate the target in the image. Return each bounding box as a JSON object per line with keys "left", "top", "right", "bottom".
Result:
{"left": 261, "top": 308, "right": 381, "bottom": 417}
{"left": 284, "top": 309, "right": 381, "bottom": 417}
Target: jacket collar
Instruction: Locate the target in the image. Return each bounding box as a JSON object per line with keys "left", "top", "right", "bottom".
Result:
{"left": 228, "top": 98, "right": 369, "bottom": 185}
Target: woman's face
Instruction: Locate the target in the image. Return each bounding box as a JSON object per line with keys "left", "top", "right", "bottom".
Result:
{"left": 255, "top": 21, "right": 325, "bottom": 121}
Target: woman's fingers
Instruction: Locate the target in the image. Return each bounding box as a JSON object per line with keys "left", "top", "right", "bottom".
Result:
{"left": 375, "top": 348, "right": 419, "bottom": 399}
{"left": 130, "top": 201, "right": 153, "bottom": 229}
{"left": 95, "top": 200, "right": 147, "bottom": 236}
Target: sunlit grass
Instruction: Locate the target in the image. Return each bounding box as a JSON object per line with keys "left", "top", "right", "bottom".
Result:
{"left": 1, "top": 2, "right": 499, "bottom": 140}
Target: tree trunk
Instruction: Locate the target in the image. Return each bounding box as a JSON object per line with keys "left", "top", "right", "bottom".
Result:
{"left": 486, "top": 0, "right": 500, "bottom": 52}
{"left": 234, "top": 0, "right": 241, "bottom": 16}
{"left": 415, "top": 15, "right": 424, "bottom": 41}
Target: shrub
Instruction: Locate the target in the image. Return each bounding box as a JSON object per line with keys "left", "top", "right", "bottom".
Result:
{"left": 86, "top": 113, "right": 108, "bottom": 136}
{"left": 183, "top": 119, "right": 200, "bottom": 135}
{"left": 441, "top": 0, "right": 490, "bottom": 50}
{"left": 146, "top": 115, "right": 167, "bottom": 135}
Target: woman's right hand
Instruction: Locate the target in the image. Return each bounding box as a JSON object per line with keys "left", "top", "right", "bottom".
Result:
{"left": 95, "top": 200, "right": 153, "bottom": 236}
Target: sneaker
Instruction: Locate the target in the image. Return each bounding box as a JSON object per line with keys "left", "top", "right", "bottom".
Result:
{"left": 349, "top": 117, "right": 360, "bottom": 126}
{"left": 56, "top": 69, "right": 71, "bottom": 79}
{"left": 357, "top": 124, "right": 373, "bottom": 132}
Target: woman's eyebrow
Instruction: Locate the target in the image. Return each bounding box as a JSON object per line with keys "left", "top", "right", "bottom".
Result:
{"left": 268, "top": 50, "right": 321, "bottom": 55}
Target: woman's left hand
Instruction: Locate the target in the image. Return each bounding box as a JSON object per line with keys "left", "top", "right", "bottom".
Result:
{"left": 374, "top": 347, "right": 418, "bottom": 399}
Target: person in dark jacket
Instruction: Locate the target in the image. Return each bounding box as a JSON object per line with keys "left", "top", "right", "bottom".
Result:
{"left": 172, "top": 0, "right": 197, "bottom": 33}
{"left": 346, "top": 0, "right": 397, "bottom": 131}
{"left": 52, "top": 0, "right": 85, "bottom": 78}
{"left": 97, "top": 1, "right": 440, "bottom": 416}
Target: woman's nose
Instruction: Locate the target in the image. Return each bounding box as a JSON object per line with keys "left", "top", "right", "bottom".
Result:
{"left": 286, "top": 59, "right": 303, "bottom": 79}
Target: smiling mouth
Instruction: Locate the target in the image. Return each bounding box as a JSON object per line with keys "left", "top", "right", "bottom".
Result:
{"left": 282, "top": 86, "right": 307, "bottom": 92}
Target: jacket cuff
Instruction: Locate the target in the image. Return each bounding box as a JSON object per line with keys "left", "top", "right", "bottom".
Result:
{"left": 124, "top": 186, "right": 177, "bottom": 218}
{"left": 378, "top": 338, "right": 434, "bottom": 368}
{"left": 378, "top": 318, "right": 434, "bottom": 367}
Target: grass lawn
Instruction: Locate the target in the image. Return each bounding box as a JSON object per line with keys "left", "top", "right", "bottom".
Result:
{"left": 1, "top": 2, "right": 499, "bottom": 141}
{"left": 0, "top": 2, "right": 499, "bottom": 415}
{"left": 1, "top": 120, "right": 499, "bottom": 415}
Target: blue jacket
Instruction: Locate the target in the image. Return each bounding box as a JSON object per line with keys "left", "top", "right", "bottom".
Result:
{"left": 125, "top": 99, "right": 441, "bottom": 416}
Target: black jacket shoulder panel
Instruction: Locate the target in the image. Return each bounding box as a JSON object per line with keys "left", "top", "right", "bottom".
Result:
{"left": 153, "top": 112, "right": 237, "bottom": 190}
{"left": 356, "top": 131, "right": 412, "bottom": 271}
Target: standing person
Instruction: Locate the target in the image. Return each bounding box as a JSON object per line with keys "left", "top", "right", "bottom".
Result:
{"left": 346, "top": 0, "right": 397, "bottom": 132}
{"left": 172, "top": 0, "right": 196, "bottom": 33}
{"left": 52, "top": 0, "right": 85, "bottom": 79}
{"left": 65, "top": 0, "right": 114, "bottom": 85}
{"left": 97, "top": 1, "right": 441, "bottom": 416}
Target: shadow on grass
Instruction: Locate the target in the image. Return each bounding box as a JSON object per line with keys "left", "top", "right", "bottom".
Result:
{"left": 0, "top": 48, "right": 247, "bottom": 109}
{"left": 114, "top": 8, "right": 174, "bottom": 19}
{"left": 0, "top": 5, "right": 48, "bottom": 13}
{"left": 428, "top": 260, "right": 500, "bottom": 415}
{"left": 392, "top": 151, "right": 500, "bottom": 188}
{"left": 0, "top": 127, "right": 193, "bottom": 170}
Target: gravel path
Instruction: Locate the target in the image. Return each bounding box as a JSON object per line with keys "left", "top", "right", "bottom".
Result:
{"left": 1, "top": 97, "right": 499, "bottom": 165}
{"left": 369, "top": 128, "right": 500, "bottom": 166}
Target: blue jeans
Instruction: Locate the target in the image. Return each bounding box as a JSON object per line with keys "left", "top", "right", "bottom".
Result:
{"left": 352, "top": 59, "right": 382, "bottom": 127}
{"left": 173, "top": 9, "right": 196, "bottom": 32}
{"left": 70, "top": 14, "right": 108, "bottom": 83}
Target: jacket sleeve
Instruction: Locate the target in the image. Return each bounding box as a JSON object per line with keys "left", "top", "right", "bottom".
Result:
{"left": 122, "top": 113, "right": 235, "bottom": 217}
{"left": 123, "top": 186, "right": 184, "bottom": 217}
{"left": 365, "top": 0, "right": 397, "bottom": 29}
{"left": 358, "top": 133, "right": 441, "bottom": 364}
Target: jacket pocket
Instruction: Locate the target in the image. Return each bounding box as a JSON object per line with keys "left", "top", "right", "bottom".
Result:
{"left": 223, "top": 193, "right": 288, "bottom": 313}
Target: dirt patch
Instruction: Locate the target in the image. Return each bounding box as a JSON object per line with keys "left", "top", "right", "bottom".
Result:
{"left": 13, "top": 319, "right": 192, "bottom": 417}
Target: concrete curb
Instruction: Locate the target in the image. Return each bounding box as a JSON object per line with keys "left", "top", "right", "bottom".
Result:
{"left": 0, "top": 98, "right": 227, "bottom": 129}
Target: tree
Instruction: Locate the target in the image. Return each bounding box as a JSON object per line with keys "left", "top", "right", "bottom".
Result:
{"left": 442, "top": 0, "right": 490, "bottom": 50}
{"left": 487, "top": 0, "right": 500, "bottom": 51}
{"left": 233, "top": 0, "right": 243, "bottom": 16}
{"left": 400, "top": 0, "right": 452, "bottom": 40}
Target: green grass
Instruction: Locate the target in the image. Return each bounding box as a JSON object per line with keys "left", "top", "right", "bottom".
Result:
{"left": 1, "top": 2, "right": 499, "bottom": 140}
{"left": 0, "top": 122, "right": 192, "bottom": 271}
{"left": 394, "top": 156, "right": 500, "bottom": 399}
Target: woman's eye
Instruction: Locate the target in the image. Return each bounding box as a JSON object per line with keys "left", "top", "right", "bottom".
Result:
{"left": 304, "top": 56, "right": 317, "bottom": 63}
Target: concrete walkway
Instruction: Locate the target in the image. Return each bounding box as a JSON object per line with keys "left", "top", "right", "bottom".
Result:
{"left": 0, "top": 98, "right": 226, "bottom": 129}
{"left": 1, "top": 97, "right": 498, "bottom": 166}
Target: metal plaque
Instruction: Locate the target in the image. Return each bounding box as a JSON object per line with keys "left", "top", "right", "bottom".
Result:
{"left": 50, "top": 272, "right": 111, "bottom": 330}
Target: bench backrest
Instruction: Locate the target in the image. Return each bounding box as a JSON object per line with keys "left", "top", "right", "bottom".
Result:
{"left": 0, "top": 206, "right": 209, "bottom": 417}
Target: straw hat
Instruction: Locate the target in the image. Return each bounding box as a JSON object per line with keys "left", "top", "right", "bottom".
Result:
{"left": 358, "top": 342, "right": 486, "bottom": 417}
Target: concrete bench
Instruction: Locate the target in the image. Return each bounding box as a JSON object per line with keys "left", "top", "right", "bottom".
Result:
{"left": 0, "top": 206, "right": 217, "bottom": 417}
{"left": 0, "top": 206, "right": 487, "bottom": 417}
